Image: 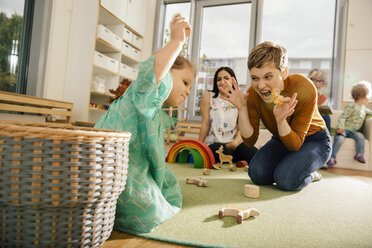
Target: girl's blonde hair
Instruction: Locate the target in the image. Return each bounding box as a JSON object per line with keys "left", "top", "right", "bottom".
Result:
{"left": 171, "top": 55, "right": 196, "bottom": 76}
{"left": 248, "top": 41, "right": 288, "bottom": 72}
{"left": 351, "top": 81, "right": 372, "bottom": 101}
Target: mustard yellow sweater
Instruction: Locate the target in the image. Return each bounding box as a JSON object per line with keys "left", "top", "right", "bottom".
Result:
{"left": 243, "top": 74, "right": 326, "bottom": 151}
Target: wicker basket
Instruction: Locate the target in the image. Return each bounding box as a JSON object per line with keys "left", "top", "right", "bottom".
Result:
{"left": 0, "top": 121, "right": 131, "bottom": 247}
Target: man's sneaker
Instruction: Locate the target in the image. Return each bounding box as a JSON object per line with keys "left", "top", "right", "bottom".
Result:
{"left": 326, "top": 158, "right": 337, "bottom": 168}
{"left": 311, "top": 171, "right": 322, "bottom": 182}
{"left": 354, "top": 154, "right": 366, "bottom": 163}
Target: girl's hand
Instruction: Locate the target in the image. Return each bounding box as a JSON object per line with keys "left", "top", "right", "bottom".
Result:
{"left": 170, "top": 15, "right": 191, "bottom": 44}
{"left": 273, "top": 93, "right": 298, "bottom": 122}
{"left": 336, "top": 128, "right": 344, "bottom": 134}
{"left": 219, "top": 77, "right": 249, "bottom": 110}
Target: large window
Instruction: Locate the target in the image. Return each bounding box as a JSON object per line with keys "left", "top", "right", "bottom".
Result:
{"left": 0, "top": 0, "right": 34, "bottom": 94}
{"left": 155, "top": 0, "right": 340, "bottom": 120}
{"left": 261, "top": 0, "right": 336, "bottom": 104}
{"left": 191, "top": 1, "right": 254, "bottom": 119}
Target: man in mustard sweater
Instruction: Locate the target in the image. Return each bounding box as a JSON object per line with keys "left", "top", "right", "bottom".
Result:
{"left": 219, "top": 41, "right": 331, "bottom": 191}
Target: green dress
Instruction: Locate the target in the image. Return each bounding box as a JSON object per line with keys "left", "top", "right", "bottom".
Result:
{"left": 95, "top": 56, "right": 182, "bottom": 233}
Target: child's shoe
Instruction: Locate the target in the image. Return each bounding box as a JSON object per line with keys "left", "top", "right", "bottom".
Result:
{"left": 354, "top": 154, "right": 366, "bottom": 163}
{"left": 311, "top": 171, "right": 322, "bottom": 182}
{"left": 326, "top": 158, "right": 337, "bottom": 168}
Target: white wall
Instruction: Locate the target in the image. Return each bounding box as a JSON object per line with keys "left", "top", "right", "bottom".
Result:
{"left": 41, "top": 0, "right": 99, "bottom": 121}
{"left": 342, "top": 0, "right": 372, "bottom": 102}
{"left": 38, "top": 0, "right": 155, "bottom": 122}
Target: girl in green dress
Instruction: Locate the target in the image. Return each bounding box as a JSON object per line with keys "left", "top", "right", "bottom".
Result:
{"left": 95, "top": 16, "right": 195, "bottom": 233}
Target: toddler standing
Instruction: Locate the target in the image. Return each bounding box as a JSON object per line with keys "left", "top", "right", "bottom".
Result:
{"left": 95, "top": 16, "right": 194, "bottom": 233}
{"left": 326, "top": 81, "right": 372, "bottom": 168}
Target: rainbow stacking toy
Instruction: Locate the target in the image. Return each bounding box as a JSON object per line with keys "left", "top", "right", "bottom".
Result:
{"left": 166, "top": 140, "right": 216, "bottom": 168}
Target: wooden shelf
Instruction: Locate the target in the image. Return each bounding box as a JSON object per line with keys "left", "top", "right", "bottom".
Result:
{"left": 123, "top": 38, "right": 141, "bottom": 51}
{"left": 89, "top": 107, "right": 107, "bottom": 112}
{"left": 96, "top": 38, "right": 121, "bottom": 53}
{"left": 121, "top": 54, "right": 140, "bottom": 64}
{"left": 93, "top": 64, "right": 119, "bottom": 76}
{"left": 119, "top": 74, "right": 135, "bottom": 82}
{"left": 91, "top": 90, "right": 115, "bottom": 98}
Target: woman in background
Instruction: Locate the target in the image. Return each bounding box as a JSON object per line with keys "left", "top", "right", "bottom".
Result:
{"left": 199, "top": 67, "right": 258, "bottom": 165}
{"left": 308, "top": 69, "right": 331, "bottom": 132}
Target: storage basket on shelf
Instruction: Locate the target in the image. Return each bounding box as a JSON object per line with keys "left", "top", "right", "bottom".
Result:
{"left": 0, "top": 121, "right": 131, "bottom": 248}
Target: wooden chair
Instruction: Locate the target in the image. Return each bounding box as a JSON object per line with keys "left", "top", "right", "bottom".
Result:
{"left": 162, "top": 107, "right": 201, "bottom": 145}
{"left": 0, "top": 91, "right": 73, "bottom": 123}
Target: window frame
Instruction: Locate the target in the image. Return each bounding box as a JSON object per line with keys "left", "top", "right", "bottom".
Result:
{"left": 16, "top": 0, "right": 35, "bottom": 94}
{"left": 153, "top": 0, "right": 347, "bottom": 119}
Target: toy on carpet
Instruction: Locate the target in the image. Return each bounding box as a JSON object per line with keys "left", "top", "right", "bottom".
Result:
{"left": 186, "top": 177, "right": 208, "bottom": 187}
{"left": 236, "top": 161, "right": 248, "bottom": 171}
{"left": 219, "top": 205, "right": 260, "bottom": 224}
{"left": 212, "top": 163, "right": 221, "bottom": 170}
{"left": 244, "top": 184, "right": 259, "bottom": 198}
{"left": 167, "top": 140, "right": 215, "bottom": 168}
{"left": 203, "top": 168, "right": 211, "bottom": 175}
{"left": 236, "top": 160, "right": 248, "bottom": 168}
{"left": 215, "top": 145, "right": 236, "bottom": 170}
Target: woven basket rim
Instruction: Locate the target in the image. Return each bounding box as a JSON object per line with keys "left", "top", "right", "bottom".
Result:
{"left": 0, "top": 120, "right": 131, "bottom": 141}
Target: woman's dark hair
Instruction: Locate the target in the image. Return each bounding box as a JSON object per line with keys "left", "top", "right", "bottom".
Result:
{"left": 211, "top": 67, "right": 237, "bottom": 98}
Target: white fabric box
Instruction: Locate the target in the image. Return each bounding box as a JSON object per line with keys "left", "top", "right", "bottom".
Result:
{"left": 119, "top": 63, "right": 132, "bottom": 78}
{"left": 130, "top": 68, "right": 138, "bottom": 80}
{"left": 132, "top": 34, "right": 142, "bottom": 49}
{"left": 132, "top": 48, "right": 141, "bottom": 62}
{"left": 94, "top": 51, "right": 119, "bottom": 73}
{"left": 122, "top": 42, "right": 132, "bottom": 57}
{"left": 105, "top": 56, "right": 119, "bottom": 73}
{"left": 93, "top": 51, "right": 106, "bottom": 68}
{"left": 97, "top": 24, "right": 122, "bottom": 51}
{"left": 123, "top": 27, "right": 133, "bottom": 42}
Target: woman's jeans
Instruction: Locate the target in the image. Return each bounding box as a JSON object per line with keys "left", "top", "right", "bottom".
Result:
{"left": 208, "top": 142, "right": 258, "bottom": 164}
{"left": 248, "top": 129, "right": 332, "bottom": 191}
{"left": 331, "top": 130, "right": 365, "bottom": 159}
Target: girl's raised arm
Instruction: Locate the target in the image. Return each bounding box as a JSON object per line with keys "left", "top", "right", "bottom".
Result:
{"left": 154, "top": 15, "right": 191, "bottom": 85}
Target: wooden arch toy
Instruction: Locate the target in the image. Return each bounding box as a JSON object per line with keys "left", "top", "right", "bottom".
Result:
{"left": 166, "top": 140, "right": 216, "bottom": 168}
{"left": 219, "top": 205, "right": 260, "bottom": 224}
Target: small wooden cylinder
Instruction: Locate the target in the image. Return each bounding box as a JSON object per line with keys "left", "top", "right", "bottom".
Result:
{"left": 244, "top": 184, "right": 259, "bottom": 198}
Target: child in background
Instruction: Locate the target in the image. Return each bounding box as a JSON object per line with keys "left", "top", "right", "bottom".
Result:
{"left": 326, "top": 81, "right": 372, "bottom": 168}
{"left": 308, "top": 69, "right": 331, "bottom": 132}
{"left": 95, "top": 16, "right": 194, "bottom": 233}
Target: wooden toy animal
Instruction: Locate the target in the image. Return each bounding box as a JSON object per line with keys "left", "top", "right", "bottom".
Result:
{"left": 186, "top": 177, "right": 208, "bottom": 187}
{"left": 219, "top": 205, "right": 260, "bottom": 224}
{"left": 215, "top": 145, "right": 234, "bottom": 167}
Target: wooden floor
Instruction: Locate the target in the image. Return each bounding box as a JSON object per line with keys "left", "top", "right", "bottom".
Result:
{"left": 101, "top": 167, "right": 372, "bottom": 248}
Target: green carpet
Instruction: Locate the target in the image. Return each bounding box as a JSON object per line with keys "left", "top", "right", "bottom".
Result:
{"left": 132, "top": 163, "right": 372, "bottom": 248}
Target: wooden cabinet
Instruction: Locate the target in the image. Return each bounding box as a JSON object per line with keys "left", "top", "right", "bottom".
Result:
{"left": 126, "top": 0, "right": 147, "bottom": 36}
{"left": 88, "top": 1, "right": 146, "bottom": 123}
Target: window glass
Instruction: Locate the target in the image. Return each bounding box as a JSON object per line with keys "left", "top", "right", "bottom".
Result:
{"left": 261, "top": 0, "right": 336, "bottom": 98}
{"left": 0, "top": 0, "right": 25, "bottom": 93}
{"left": 193, "top": 3, "right": 252, "bottom": 117}
{"left": 162, "top": 2, "right": 191, "bottom": 51}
